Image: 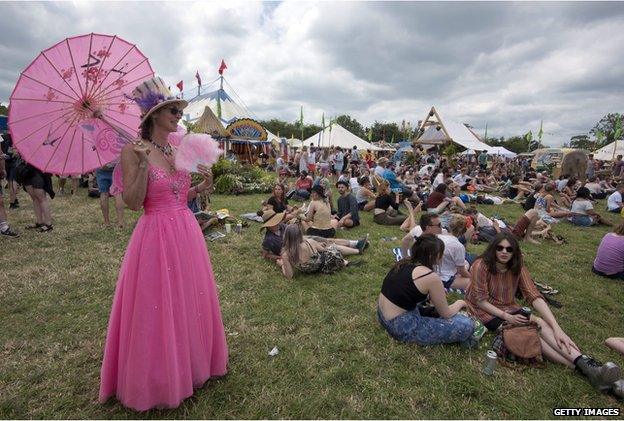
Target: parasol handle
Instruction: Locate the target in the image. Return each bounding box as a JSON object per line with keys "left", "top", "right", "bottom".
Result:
{"left": 90, "top": 109, "right": 141, "bottom": 146}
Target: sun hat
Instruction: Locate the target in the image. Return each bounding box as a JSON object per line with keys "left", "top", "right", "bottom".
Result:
{"left": 132, "top": 76, "right": 188, "bottom": 126}
{"left": 261, "top": 210, "right": 285, "bottom": 229}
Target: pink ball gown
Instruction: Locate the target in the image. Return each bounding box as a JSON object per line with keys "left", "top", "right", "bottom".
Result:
{"left": 99, "top": 164, "right": 228, "bottom": 411}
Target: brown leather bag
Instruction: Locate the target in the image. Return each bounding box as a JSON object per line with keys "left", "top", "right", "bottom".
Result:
{"left": 492, "top": 322, "right": 544, "bottom": 366}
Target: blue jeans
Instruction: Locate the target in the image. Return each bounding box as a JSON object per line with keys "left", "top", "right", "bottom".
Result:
{"left": 570, "top": 215, "right": 594, "bottom": 226}
{"left": 377, "top": 305, "right": 474, "bottom": 346}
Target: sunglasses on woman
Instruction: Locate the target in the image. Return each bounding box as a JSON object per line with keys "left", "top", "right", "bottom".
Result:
{"left": 495, "top": 245, "right": 514, "bottom": 253}
{"left": 168, "top": 107, "right": 184, "bottom": 116}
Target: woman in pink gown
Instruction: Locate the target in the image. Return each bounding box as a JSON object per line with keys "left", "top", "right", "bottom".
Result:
{"left": 99, "top": 77, "right": 228, "bottom": 411}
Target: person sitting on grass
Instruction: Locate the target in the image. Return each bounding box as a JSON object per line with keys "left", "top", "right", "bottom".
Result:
{"left": 356, "top": 176, "right": 376, "bottom": 211}
{"left": 377, "top": 234, "right": 481, "bottom": 347}
{"left": 299, "top": 185, "right": 336, "bottom": 238}
{"left": 264, "top": 183, "right": 297, "bottom": 222}
{"left": 426, "top": 183, "right": 466, "bottom": 214}
{"left": 465, "top": 207, "right": 545, "bottom": 245}
{"left": 606, "top": 183, "right": 624, "bottom": 214}
{"left": 400, "top": 213, "right": 447, "bottom": 257}
{"left": 435, "top": 214, "right": 474, "bottom": 290}
{"left": 278, "top": 224, "right": 361, "bottom": 279}
{"left": 534, "top": 182, "right": 573, "bottom": 223}
{"left": 373, "top": 179, "right": 407, "bottom": 226}
{"left": 569, "top": 187, "right": 612, "bottom": 227}
{"left": 592, "top": 220, "right": 624, "bottom": 280}
{"left": 585, "top": 176, "right": 607, "bottom": 200}
{"left": 289, "top": 170, "right": 313, "bottom": 201}
{"left": 466, "top": 232, "right": 621, "bottom": 395}
{"left": 333, "top": 180, "right": 360, "bottom": 229}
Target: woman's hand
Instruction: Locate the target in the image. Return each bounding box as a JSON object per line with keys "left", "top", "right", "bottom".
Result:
{"left": 506, "top": 313, "right": 529, "bottom": 326}
{"left": 553, "top": 326, "right": 580, "bottom": 355}
{"left": 455, "top": 299, "right": 467, "bottom": 309}
{"left": 197, "top": 164, "right": 213, "bottom": 182}
{"left": 132, "top": 141, "right": 150, "bottom": 163}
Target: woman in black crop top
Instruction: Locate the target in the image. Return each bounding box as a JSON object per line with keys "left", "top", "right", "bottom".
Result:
{"left": 377, "top": 234, "right": 476, "bottom": 346}
{"left": 373, "top": 179, "right": 408, "bottom": 227}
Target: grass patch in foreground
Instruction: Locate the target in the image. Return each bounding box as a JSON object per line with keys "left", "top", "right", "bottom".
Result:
{"left": 1, "top": 185, "right": 623, "bottom": 418}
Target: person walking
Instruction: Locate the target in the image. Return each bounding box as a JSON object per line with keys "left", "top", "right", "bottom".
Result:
{"left": 99, "top": 77, "right": 227, "bottom": 411}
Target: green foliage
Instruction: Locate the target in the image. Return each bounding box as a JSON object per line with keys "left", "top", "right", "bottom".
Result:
{"left": 0, "top": 104, "right": 7, "bottom": 115}
{"left": 369, "top": 121, "right": 403, "bottom": 143}
{"left": 214, "top": 173, "right": 243, "bottom": 194}
{"left": 335, "top": 114, "right": 366, "bottom": 138}
{"left": 567, "top": 134, "right": 594, "bottom": 151}
{"left": 591, "top": 113, "right": 623, "bottom": 146}
{"left": 240, "top": 165, "right": 265, "bottom": 183}
{"left": 211, "top": 157, "right": 242, "bottom": 178}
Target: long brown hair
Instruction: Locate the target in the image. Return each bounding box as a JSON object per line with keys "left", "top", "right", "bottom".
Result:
{"left": 479, "top": 232, "right": 523, "bottom": 276}
{"left": 393, "top": 234, "right": 444, "bottom": 273}
{"left": 273, "top": 183, "right": 286, "bottom": 202}
{"left": 377, "top": 179, "right": 390, "bottom": 196}
{"left": 282, "top": 224, "right": 304, "bottom": 266}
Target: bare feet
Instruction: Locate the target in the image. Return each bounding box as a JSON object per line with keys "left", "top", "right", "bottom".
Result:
{"left": 526, "top": 236, "right": 541, "bottom": 245}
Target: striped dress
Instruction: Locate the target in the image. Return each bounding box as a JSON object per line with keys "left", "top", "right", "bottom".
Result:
{"left": 465, "top": 258, "right": 543, "bottom": 324}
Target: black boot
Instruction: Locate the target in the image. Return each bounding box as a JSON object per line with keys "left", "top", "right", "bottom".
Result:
{"left": 575, "top": 355, "right": 621, "bottom": 392}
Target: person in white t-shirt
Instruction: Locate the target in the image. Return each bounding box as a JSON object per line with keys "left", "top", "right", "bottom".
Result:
{"left": 436, "top": 215, "right": 471, "bottom": 289}
{"left": 607, "top": 183, "right": 624, "bottom": 213}
{"left": 570, "top": 187, "right": 612, "bottom": 226}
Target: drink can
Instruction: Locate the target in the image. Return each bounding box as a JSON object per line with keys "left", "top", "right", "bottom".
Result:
{"left": 483, "top": 350, "right": 497, "bottom": 375}
{"left": 225, "top": 223, "right": 232, "bottom": 234}
{"left": 235, "top": 223, "right": 242, "bottom": 234}
{"left": 520, "top": 306, "right": 532, "bottom": 319}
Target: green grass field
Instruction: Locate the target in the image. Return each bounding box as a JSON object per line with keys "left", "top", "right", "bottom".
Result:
{"left": 1, "top": 184, "right": 623, "bottom": 419}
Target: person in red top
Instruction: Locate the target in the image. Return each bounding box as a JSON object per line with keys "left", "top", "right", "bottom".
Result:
{"left": 289, "top": 170, "right": 313, "bottom": 201}
{"left": 426, "top": 183, "right": 465, "bottom": 214}
{"left": 466, "top": 232, "right": 621, "bottom": 395}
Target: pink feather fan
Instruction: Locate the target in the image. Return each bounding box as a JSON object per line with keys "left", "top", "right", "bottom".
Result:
{"left": 174, "top": 133, "right": 223, "bottom": 172}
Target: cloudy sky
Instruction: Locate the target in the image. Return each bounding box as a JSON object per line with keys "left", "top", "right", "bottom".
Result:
{"left": 1, "top": 1, "right": 623, "bottom": 146}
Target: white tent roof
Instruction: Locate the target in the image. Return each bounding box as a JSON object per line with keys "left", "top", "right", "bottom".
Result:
{"left": 303, "top": 123, "right": 383, "bottom": 151}
{"left": 488, "top": 146, "right": 517, "bottom": 157}
{"left": 416, "top": 107, "right": 493, "bottom": 152}
{"left": 594, "top": 140, "right": 624, "bottom": 161}
{"left": 182, "top": 83, "right": 279, "bottom": 143}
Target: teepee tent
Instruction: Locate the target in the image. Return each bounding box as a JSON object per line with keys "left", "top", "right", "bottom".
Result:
{"left": 303, "top": 123, "right": 383, "bottom": 151}
{"left": 594, "top": 140, "right": 624, "bottom": 161}
{"left": 414, "top": 106, "right": 493, "bottom": 152}
{"left": 194, "top": 106, "right": 228, "bottom": 137}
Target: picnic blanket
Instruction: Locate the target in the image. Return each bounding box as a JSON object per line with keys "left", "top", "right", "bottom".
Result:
{"left": 240, "top": 212, "right": 264, "bottom": 223}
{"left": 392, "top": 247, "right": 465, "bottom": 295}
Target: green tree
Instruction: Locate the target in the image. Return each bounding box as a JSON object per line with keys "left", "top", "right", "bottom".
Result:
{"left": 590, "top": 113, "right": 623, "bottom": 147}
{"left": 568, "top": 134, "right": 594, "bottom": 151}
{"left": 0, "top": 105, "right": 7, "bottom": 115}
{"left": 368, "top": 121, "right": 401, "bottom": 143}
{"left": 334, "top": 115, "right": 366, "bottom": 139}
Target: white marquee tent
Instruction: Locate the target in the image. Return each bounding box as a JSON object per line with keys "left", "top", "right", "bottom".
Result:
{"left": 488, "top": 146, "right": 517, "bottom": 157}
{"left": 593, "top": 140, "right": 624, "bottom": 161}
{"left": 302, "top": 123, "right": 383, "bottom": 151}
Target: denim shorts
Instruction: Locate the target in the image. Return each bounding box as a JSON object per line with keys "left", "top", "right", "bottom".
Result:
{"left": 95, "top": 169, "right": 113, "bottom": 194}
{"left": 377, "top": 305, "right": 474, "bottom": 346}
{"left": 570, "top": 215, "right": 594, "bottom": 226}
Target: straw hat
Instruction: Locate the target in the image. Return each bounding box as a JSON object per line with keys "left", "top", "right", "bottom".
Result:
{"left": 261, "top": 210, "right": 285, "bottom": 228}
{"left": 132, "top": 76, "right": 188, "bottom": 125}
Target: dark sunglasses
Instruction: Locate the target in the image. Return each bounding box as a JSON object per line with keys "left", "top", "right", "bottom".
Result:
{"left": 168, "top": 107, "right": 184, "bottom": 116}
{"left": 496, "top": 245, "right": 514, "bottom": 253}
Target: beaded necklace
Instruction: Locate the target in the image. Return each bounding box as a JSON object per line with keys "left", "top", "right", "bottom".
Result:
{"left": 148, "top": 139, "right": 185, "bottom": 200}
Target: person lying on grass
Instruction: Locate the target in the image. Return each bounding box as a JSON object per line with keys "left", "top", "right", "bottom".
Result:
{"left": 277, "top": 224, "right": 363, "bottom": 279}
{"left": 466, "top": 232, "right": 622, "bottom": 396}
{"left": 377, "top": 234, "right": 482, "bottom": 347}
{"left": 261, "top": 210, "right": 368, "bottom": 263}
{"left": 464, "top": 207, "right": 546, "bottom": 245}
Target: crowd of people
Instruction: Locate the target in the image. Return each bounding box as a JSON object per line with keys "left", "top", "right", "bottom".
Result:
{"left": 3, "top": 85, "right": 624, "bottom": 409}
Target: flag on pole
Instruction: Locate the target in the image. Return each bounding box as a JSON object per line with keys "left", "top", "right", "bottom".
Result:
{"left": 524, "top": 131, "right": 533, "bottom": 142}
{"left": 299, "top": 106, "right": 304, "bottom": 127}
{"left": 391, "top": 134, "right": 395, "bottom": 143}
{"left": 218, "top": 59, "right": 227, "bottom": 75}
{"left": 321, "top": 113, "right": 325, "bottom": 128}
{"left": 484, "top": 123, "right": 488, "bottom": 141}
{"left": 176, "top": 80, "right": 183, "bottom": 92}
{"left": 195, "top": 70, "right": 202, "bottom": 86}
{"left": 368, "top": 128, "right": 373, "bottom": 142}
{"left": 216, "top": 95, "right": 222, "bottom": 119}
{"left": 538, "top": 120, "right": 544, "bottom": 141}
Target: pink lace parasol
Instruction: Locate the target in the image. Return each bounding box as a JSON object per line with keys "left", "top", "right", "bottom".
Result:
{"left": 8, "top": 33, "right": 154, "bottom": 175}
